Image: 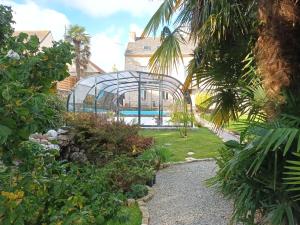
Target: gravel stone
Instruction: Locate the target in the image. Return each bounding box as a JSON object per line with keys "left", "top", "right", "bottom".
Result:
{"left": 147, "top": 161, "right": 234, "bottom": 225}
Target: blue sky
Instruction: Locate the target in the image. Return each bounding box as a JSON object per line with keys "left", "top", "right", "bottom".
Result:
{"left": 3, "top": 0, "right": 162, "bottom": 71}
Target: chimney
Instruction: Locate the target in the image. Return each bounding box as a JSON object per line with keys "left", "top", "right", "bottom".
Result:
{"left": 129, "top": 32, "right": 136, "bottom": 42}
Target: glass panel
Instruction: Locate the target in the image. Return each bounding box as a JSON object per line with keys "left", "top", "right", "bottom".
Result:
{"left": 67, "top": 71, "right": 192, "bottom": 127}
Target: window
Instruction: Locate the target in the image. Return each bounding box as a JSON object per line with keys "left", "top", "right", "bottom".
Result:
{"left": 143, "top": 46, "right": 151, "bottom": 50}
{"left": 162, "top": 91, "right": 169, "bottom": 100}
{"left": 141, "top": 90, "right": 147, "bottom": 100}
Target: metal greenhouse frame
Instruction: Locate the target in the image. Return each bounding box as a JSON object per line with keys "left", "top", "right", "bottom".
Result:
{"left": 67, "top": 71, "right": 192, "bottom": 127}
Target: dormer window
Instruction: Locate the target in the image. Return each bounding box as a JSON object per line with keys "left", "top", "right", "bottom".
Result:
{"left": 143, "top": 46, "right": 151, "bottom": 50}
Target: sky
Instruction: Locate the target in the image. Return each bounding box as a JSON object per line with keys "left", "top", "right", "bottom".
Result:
{"left": 2, "top": 0, "right": 163, "bottom": 72}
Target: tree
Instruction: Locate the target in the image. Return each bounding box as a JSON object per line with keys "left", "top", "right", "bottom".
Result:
{"left": 0, "top": 5, "right": 14, "bottom": 47}
{"left": 143, "top": 0, "right": 261, "bottom": 126}
{"left": 66, "top": 25, "right": 90, "bottom": 80}
{"left": 0, "top": 5, "right": 73, "bottom": 160}
{"left": 145, "top": 0, "right": 300, "bottom": 224}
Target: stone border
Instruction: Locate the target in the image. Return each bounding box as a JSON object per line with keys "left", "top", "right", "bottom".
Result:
{"left": 137, "top": 186, "right": 155, "bottom": 225}
{"left": 160, "top": 158, "right": 215, "bottom": 169}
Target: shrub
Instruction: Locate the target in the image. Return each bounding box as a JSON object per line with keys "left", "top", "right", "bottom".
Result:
{"left": 210, "top": 116, "right": 300, "bottom": 224}
{"left": 0, "top": 6, "right": 73, "bottom": 159}
{"left": 138, "top": 147, "right": 172, "bottom": 170}
{"left": 0, "top": 142, "right": 126, "bottom": 225}
{"left": 101, "top": 155, "right": 155, "bottom": 192}
{"left": 61, "top": 113, "right": 154, "bottom": 165}
{"left": 126, "top": 184, "right": 148, "bottom": 199}
{"left": 170, "top": 100, "right": 194, "bottom": 137}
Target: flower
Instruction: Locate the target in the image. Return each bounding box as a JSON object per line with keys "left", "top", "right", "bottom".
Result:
{"left": 6, "top": 50, "right": 20, "bottom": 60}
{"left": 1, "top": 190, "right": 24, "bottom": 201}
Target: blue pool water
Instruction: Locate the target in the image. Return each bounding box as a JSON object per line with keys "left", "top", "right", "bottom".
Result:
{"left": 79, "top": 107, "right": 167, "bottom": 116}
{"left": 120, "top": 110, "right": 167, "bottom": 116}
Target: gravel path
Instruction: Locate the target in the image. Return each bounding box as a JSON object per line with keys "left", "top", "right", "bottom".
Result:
{"left": 147, "top": 161, "right": 233, "bottom": 225}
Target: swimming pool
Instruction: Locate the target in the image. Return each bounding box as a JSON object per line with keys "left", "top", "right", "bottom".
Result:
{"left": 78, "top": 107, "right": 168, "bottom": 116}
{"left": 120, "top": 110, "right": 167, "bottom": 116}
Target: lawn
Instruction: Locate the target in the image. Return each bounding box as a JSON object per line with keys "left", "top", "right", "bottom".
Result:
{"left": 140, "top": 128, "right": 224, "bottom": 162}
{"left": 201, "top": 113, "right": 249, "bottom": 134}
{"left": 106, "top": 204, "right": 141, "bottom": 225}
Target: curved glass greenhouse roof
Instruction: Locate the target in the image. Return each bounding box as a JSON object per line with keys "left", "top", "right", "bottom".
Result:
{"left": 67, "top": 71, "right": 192, "bottom": 126}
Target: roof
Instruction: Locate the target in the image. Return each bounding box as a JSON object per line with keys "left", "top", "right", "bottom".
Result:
{"left": 13, "top": 30, "right": 52, "bottom": 44}
{"left": 125, "top": 37, "right": 196, "bottom": 57}
{"left": 68, "top": 60, "right": 105, "bottom": 77}
{"left": 68, "top": 71, "right": 189, "bottom": 108}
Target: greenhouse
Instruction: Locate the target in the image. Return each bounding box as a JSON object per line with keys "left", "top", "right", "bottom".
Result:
{"left": 67, "top": 71, "right": 192, "bottom": 126}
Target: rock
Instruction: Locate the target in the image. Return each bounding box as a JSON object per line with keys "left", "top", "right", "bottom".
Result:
{"left": 127, "top": 198, "right": 136, "bottom": 207}
{"left": 46, "top": 130, "right": 58, "bottom": 138}
{"left": 70, "top": 152, "right": 88, "bottom": 164}
{"left": 30, "top": 133, "right": 44, "bottom": 140}
{"left": 29, "top": 137, "right": 37, "bottom": 142}
{"left": 58, "top": 128, "right": 68, "bottom": 135}
{"left": 187, "top": 152, "right": 195, "bottom": 156}
{"left": 40, "top": 139, "right": 50, "bottom": 145}
{"left": 47, "top": 144, "right": 60, "bottom": 151}
{"left": 58, "top": 135, "right": 69, "bottom": 141}
{"left": 185, "top": 157, "right": 196, "bottom": 161}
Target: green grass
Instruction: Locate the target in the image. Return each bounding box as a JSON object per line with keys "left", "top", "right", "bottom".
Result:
{"left": 105, "top": 204, "right": 142, "bottom": 225}
{"left": 140, "top": 128, "right": 223, "bottom": 162}
{"left": 201, "top": 113, "right": 248, "bottom": 134}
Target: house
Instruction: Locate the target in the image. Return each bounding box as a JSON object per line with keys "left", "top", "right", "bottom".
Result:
{"left": 124, "top": 32, "right": 197, "bottom": 110}
{"left": 57, "top": 61, "right": 105, "bottom": 96}
{"left": 13, "top": 30, "right": 54, "bottom": 49}
{"left": 13, "top": 30, "right": 105, "bottom": 96}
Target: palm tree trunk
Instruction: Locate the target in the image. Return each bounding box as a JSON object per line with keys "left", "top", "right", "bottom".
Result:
{"left": 74, "top": 41, "right": 81, "bottom": 81}
{"left": 256, "top": 0, "right": 300, "bottom": 116}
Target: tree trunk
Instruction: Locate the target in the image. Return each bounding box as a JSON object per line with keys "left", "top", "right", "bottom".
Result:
{"left": 256, "top": 0, "right": 300, "bottom": 116}
{"left": 74, "top": 41, "right": 81, "bottom": 81}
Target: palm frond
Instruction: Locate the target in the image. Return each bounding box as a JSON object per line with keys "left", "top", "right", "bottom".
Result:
{"left": 148, "top": 27, "right": 184, "bottom": 75}
{"left": 284, "top": 152, "right": 300, "bottom": 200}
{"left": 142, "top": 0, "right": 183, "bottom": 37}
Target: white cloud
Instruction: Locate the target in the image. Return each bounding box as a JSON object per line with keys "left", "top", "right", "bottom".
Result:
{"left": 59, "top": 0, "right": 162, "bottom": 18}
{"left": 90, "top": 28, "right": 125, "bottom": 72}
{"left": 2, "top": 0, "right": 70, "bottom": 40}
{"left": 129, "top": 24, "right": 143, "bottom": 36}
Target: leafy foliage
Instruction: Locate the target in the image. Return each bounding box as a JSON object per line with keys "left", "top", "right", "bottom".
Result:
{"left": 0, "top": 142, "right": 125, "bottom": 225}
{"left": 195, "top": 91, "right": 211, "bottom": 112}
{"left": 0, "top": 5, "right": 14, "bottom": 46}
{"left": 210, "top": 115, "right": 300, "bottom": 224}
{"left": 126, "top": 184, "right": 149, "bottom": 199}
{"left": 61, "top": 113, "right": 154, "bottom": 165}
{"left": 66, "top": 25, "right": 90, "bottom": 80}
{"left": 170, "top": 100, "right": 194, "bottom": 137}
{"left": 146, "top": 1, "right": 300, "bottom": 225}
{"left": 0, "top": 5, "right": 73, "bottom": 159}
{"left": 144, "top": 0, "right": 259, "bottom": 127}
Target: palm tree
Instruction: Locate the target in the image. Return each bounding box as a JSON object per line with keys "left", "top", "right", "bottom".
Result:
{"left": 143, "top": 0, "right": 260, "bottom": 126}
{"left": 66, "top": 25, "right": 90, "bottom": 80}
{"left": 145, "top": 1, "right": 300, "bottom": 224}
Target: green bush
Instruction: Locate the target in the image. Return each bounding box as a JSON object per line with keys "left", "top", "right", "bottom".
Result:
{"left": 61, "top": 113, "right": 154, "bottom": 165}
{"left": 210, "top": 115, "right": 300, "bottom": 224}
{"left": 170, "top": 100, "right": 194, "bottom": 137}
{"left": 0, "top": 6, "right": 73, "bottom": 160}
{"left": 102, "top": 155, "right": 155, "bottom": 192}
{"left": 0, "top": 6, "right": 154, "bottom": 225}
{"left": 138, "top": 147, "right": 171, "bottom": 170}
{"left": 0, "top": 141, "right": 158, "bottom": 224}
{"left": 126, "top": 184, "right": 149, "bottom": 199}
